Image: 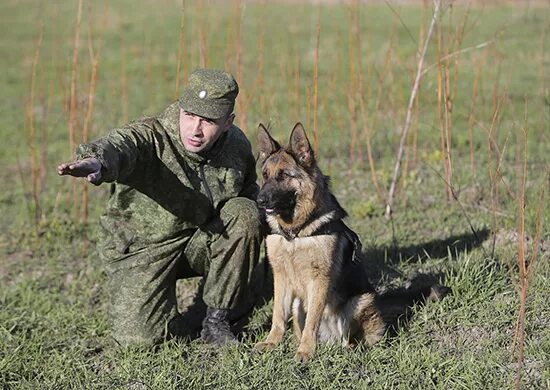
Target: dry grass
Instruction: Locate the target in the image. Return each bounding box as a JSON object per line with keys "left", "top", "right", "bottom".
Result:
{"left": 2, "top": 1, "right": 548, "bottom": 388}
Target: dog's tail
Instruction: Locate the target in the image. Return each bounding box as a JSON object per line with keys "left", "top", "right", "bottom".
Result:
{"left": 375, "top": 284, "right": 451, "bottom": 334}
{"left": 350, "top": 284, "right": 450, "bottom": 346}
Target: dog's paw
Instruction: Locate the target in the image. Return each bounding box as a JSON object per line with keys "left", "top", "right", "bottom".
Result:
{"left": 294, "top": 350, "right": 313, "bottom": 363}
{"left": 253, "top": 341, "right": 277, "bottom": 352}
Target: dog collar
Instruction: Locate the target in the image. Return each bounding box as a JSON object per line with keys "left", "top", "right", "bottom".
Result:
{"left": 274, "top": 209, "right": 338, "bottom": 240}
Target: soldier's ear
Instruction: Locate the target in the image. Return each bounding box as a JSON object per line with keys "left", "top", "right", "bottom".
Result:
{"left": 221, "top": 113, "right": 235, "bottom": 132}
{"left": 257, "top": 123, "right": 280, "bottom": 161}
{"left": 289, "top": 122, "right": 314, "bottom": 168}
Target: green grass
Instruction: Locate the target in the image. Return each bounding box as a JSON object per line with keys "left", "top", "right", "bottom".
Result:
{"left": 1, "top": 1, "right": 549, "bottom": 389}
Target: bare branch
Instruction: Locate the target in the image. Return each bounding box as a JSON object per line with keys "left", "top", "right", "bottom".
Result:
{"left": 385, "top": 0, "right": 442, "bottom": 219}
{"left": 421, "top": 39, "right": 494, "bottom": 77}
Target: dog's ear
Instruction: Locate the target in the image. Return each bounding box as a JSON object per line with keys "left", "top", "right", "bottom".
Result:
{"left": 289, "top": 122, "right": 314, "bottom": 168}
{"left": 257, "top": 123, "right": 280, "bottom": 161}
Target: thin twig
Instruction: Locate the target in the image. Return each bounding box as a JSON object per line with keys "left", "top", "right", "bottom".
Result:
{"left": 347, "top": 3, "right": 358, "bottom": 165}
{"left": 487, "top": 89, "right": 504, "bottom": 258}
{"left": 513, "top": 102, "right": 548, "bottom": 390}
{"left": 81, "top": 2, "right": 106, "bottom": 222}
{"left": 358, "top": 27, "right": 384, "bottom": 202}
{"left": 427, "top": 164, "right": 490, "bottom": 260}
{"left": 198, "top": 0, "right": 208, "bottom": 68}
{"left": 421, "top": 40, "right": 494, "bottom": 77}
{"left": 27, "top": 22, "right": 44, "bottom": 224}
{"left": 514, "top": 115, "right": 528, "bottom": 390}
{"left": 385, "top": 0, "right": 441, "bottom": 219}
{"left": 16, "top": 149, "right": 33, "bottom": 221}
{"left": 235, "top": 0, "right": 246, "bottom": 131}
{"left": 255, "top": 0, "right": 266, "bottom": 116}
{"left": 69, "top": 0, "right": 83, "bottom": 218}
{"left": 526, "top": 168, "right": 547, "bottom": 282}
{"left": 382, "top": 0, "right": 418, "bottom": 48}
{"left": 174, "top": 0, "right": 185, "bottom": 99}
{"left": 312, "top": 9, "right": 321, "bottom": 153}
{"left": 467, "top": 50, "right": 487, "bottom": 174}
{"left": 437, "top": 21, "right": 453, "bottom": 201}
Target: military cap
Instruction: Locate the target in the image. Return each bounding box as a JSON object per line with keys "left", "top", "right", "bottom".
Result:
{"left": 179, "top": 69, "right": 239, "bottom": 120}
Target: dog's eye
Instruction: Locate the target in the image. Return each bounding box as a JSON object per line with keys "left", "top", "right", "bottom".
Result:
{"left": 276, "top": 170, "right": 293, "bottom": 181}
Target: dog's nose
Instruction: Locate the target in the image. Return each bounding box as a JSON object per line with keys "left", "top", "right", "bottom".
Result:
{"left": 257, "top": 194, "right": 267, "bottom": 207}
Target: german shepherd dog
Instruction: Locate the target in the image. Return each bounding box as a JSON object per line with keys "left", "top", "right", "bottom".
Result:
{"left": 254, "top": 123, "right": 448, "bottom": 362}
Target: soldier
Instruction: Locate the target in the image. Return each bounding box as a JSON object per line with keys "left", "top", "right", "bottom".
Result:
{"left": 57, "top": 69, "right": 262, "bottom": 346}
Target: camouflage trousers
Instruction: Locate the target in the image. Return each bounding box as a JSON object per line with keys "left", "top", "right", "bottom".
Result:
{"left": 98, "top": 197, "right": 263, "bottom": 346}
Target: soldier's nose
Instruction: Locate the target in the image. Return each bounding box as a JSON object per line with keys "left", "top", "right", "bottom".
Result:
{"left": 191, "top": 118, "right": 203, "bottom": 136}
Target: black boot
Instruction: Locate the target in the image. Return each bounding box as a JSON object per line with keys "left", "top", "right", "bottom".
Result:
{"left": 201, "top": 307, "right": 237, "bottom": 345}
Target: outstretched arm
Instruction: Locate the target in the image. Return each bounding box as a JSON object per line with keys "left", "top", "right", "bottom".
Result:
{"left": 59, "top": 122, "right": 155, "bottom": 185}
{"left": 57, "top": 157, "right": 103, "bottom": 185}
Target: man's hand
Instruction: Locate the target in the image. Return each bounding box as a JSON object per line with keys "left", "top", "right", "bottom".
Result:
{"left": 57, "top": 157, "right": 103, "bottom": 184}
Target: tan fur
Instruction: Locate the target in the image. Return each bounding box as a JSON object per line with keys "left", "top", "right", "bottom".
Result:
{"left": 254, "top": 123, "right": 385, "bottom": 362}
{"left": 255, "top": 232, "right": 386, "bottom": 362}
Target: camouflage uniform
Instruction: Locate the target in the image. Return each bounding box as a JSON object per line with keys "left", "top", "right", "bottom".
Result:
{"left": 76, "top": 73, "right": 262, "bottom": 346}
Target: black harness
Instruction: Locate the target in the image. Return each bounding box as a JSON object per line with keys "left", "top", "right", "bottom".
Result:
{"left": 276, "top": 218, "right": 363, "bottom": 264}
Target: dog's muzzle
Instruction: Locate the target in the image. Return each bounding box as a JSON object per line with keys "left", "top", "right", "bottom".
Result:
{"left": 257, "top": 184, "right": 297, "bottom": 218}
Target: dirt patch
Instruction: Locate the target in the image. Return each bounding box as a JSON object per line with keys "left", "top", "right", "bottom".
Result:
{"left": 434, "top": 324, "right": 505, "bottom": 358}
{"left": 493, "top": 229, "right": 549, "bottom": 253}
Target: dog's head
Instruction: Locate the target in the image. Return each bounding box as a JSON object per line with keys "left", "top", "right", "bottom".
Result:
{"left": 256, "top": 123, "right": 319, "bottom": 226}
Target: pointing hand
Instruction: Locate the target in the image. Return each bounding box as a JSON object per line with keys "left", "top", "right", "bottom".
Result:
{"left": 57, "top": 157, "right": 103, "bottom": 185}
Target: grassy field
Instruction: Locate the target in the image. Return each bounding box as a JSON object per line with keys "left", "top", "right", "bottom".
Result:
{"left": 1, "top": 0, "right": 549, "bottom": 389}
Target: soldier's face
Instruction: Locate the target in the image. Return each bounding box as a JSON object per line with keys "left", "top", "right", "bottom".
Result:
{"left": 179, "top": 109, "right": 233, "bottom": 153}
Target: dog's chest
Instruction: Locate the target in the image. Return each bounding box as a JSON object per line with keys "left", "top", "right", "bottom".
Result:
{"left": 266, "top": 234, "right": 338, "bottom": 283}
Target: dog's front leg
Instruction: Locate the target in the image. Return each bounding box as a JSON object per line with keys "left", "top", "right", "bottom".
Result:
{"left": 254, "top": 270, "right": 291, "bottom": 351}
{"left": 292, "top": 298, "right": 305, "bottom": 343}
{"left": 295, "top": 280, "right": 329, "bottom": 362}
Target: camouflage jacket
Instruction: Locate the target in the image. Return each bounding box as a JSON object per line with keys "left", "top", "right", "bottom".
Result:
{"left": 76, "top": 102, "right": 258, "bottom": 248}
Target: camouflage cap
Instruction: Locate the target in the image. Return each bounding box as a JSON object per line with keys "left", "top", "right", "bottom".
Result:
{"left": 179, "top": 69, "right": 239, "bottom": 120}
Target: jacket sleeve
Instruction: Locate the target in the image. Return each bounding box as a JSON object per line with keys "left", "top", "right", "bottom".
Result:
{"left": 239, "top": 150, "right": 259, "bottom": 201}
{"left": 76, "top": 122, "right": 155, "bottom": 184}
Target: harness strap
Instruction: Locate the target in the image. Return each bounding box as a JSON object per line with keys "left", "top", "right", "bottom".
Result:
{"left": 276, "top": 218, "right": 363, "bottom": 264}
{"left": 312, "top": 220, "right": 363, "bottom": 264}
